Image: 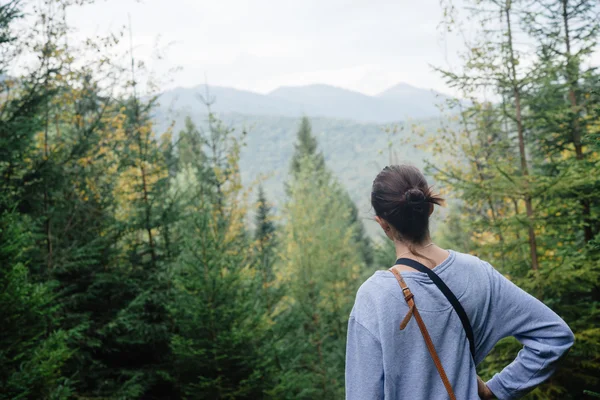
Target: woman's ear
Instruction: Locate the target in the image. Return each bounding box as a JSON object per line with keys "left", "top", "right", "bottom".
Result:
{"left": 375, "top": 216, "right": 387, "bottom": 230}
{"left": 375, "top": 216, "right": 394, "bottom": 240}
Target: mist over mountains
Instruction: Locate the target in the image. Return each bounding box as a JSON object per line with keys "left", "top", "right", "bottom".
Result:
{"left": 158, "top": 82, "right": 451, "bottom": 123}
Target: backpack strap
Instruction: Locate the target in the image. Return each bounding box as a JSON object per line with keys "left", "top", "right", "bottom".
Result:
{"left": 395, "top": 257, "right": 476, "bottom": 360}
{"left": 389, "top": 267, "right": 457, "bottom": 400}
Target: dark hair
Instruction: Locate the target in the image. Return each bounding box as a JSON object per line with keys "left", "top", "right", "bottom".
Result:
{"left": 371, "top": 165, "right": 444, "bottom": 246}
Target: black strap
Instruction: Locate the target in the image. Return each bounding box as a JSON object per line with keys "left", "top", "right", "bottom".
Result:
{"left": 395, "top": 257, "right": 476, "bottom": 360}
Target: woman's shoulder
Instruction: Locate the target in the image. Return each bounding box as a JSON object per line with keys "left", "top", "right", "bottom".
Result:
{"left": 350, "top": 251, "right": 498, "bottom": 316}
{"left": 448, "top": 249, "right": 487, "bottom": 266}
{"left": 349, "top": 270, "right": 406, "bottom": 339}
{"left": 444, "top": 249, "right": 497, "bottom": 276}
{"left": 354, "top": 250, "right": 492, "bottom": 297}
{"left": 440, "top": 250, "right": 500, "bottom": 291}
{"left": 350, "top": 269, "right": 402, "bottom": 319}
{"left": 353, "top": 270, "right": 397, "bottom": 305}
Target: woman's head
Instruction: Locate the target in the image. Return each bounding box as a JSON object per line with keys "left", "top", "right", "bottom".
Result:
{"left": 371, "top": 165, "right": 443, "bottom": 244}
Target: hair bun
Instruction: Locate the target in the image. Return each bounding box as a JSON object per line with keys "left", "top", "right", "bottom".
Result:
{"left": 405, "top": 188, "right": 425, "bottom": 203}
{"left": 405, "top": 188, "right": 426, "bottom": 213}
{"left": 371, "top": 165, "right": 444, "bottom": 243}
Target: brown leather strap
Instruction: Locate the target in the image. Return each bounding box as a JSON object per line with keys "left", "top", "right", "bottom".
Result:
{"left": 390, "top": 267, "right": 457, "bottom": 400}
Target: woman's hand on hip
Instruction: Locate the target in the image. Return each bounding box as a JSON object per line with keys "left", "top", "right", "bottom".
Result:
{"left": 477, "top": 376, "right": 495, "bottom": 400}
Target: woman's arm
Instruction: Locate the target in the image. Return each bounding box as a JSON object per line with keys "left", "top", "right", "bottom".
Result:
{"left": 345, "top": 316, "right": 384, "bottom": 400}
{"left": 481, "top": 264, "right": 575, "bottom": 399}
{"left": 478, "top": 375, "right": 496, "bottom": 399}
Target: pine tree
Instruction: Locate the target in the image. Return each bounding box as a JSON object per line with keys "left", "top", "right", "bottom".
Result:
{"left": 178, "top": 115, "right": 207, "bottom": 171}
{"left": 169, "top": 109, "right": 272, "bottom": 399}
{"left": 255, "top": 186, "right": 276, "bottom": 244}
{"left": 254, "top": 185, "right": 278, "bottom": 313}
{"left": 0, "top": 209, "right": 72, "bottom": 399}
{"left": 523, "top": 1, "right": 600, "bottom": 395}
{"left": 525, "top": 0, "right": 600, "bottom": 243}
{"left": 431, "top": 0, "right": 600, "bottom": 397}
{"left": 289, "top": 116, "right": 373, "bottom": 266}
{"left": 290, "top": 116, "right": 325, "bottom": 176}
{"left": 40, "top": 18, "right": 181, "bottom": 397}
{"left": 274, "top": 152, "right": 363, "bottom": 399}
{"left": 91, "top": 85, "right": 177, "bottom": 399}
{"left": 344, "top": 195, "right": 374, "bottom": 267}
{"left": 0, "top": 2, "right": 72, "bottom": 398}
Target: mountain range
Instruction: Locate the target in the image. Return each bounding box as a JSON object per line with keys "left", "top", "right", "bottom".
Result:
{"left": 157, "top": 82, "right": 452, "bottom": 123}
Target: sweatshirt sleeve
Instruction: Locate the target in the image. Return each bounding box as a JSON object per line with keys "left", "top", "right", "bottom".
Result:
{"left": 345, "top": 316, "right": 384, "bottom": 400}
{"left": 482, "top": 265, "right": 575, "bottom": 400}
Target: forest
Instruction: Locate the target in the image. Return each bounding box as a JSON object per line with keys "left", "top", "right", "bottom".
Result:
{"left": 0, "top": 0, "right": 598, "bottom": 399}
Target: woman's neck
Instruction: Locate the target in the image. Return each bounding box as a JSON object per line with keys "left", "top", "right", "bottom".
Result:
{"left": 393, "top": 239, "right": 432, "bottom": 258}
{"left": 393, "top": 239, "right": 449, "bottom": 269}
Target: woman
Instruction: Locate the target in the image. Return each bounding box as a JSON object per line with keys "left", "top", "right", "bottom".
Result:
{"left": 345, "top": 165, "right": 574, "bottom": 400}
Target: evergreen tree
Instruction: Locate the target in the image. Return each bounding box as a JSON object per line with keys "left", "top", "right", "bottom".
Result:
{"left": 255, "top": 185, "right": 276, "bottom": 244}
{"left": 289, "top": 116, "right": 373, "bottom": 266}
{"left": 254, "top": 185, "right": 278, "bottom": 313}
{"left": 0, "top": 210, "right": 72, "bottom": 399}
{"left": 274, "top": 153, "right": 363, "bottom": 399}
{"left": 344, "top": 196, "right": 374, "bottom": 267}
{"left": 290, "top": 116, "right": 325, "bottom": 176}
{"left": 178, "top": 115, "right": 207, "bottom": 171}
{"left": 0, "top": 2, "right": 72, "bottom": 398}
{"left": 45, "top": 19, "right": 179, "bottom": 397}
{"left": 525, "top": 0, "right": 600, "bottom": 243}
{"left": 89, "top": 91, "right": 177, "bottom": 399}
{"left": 430, "top": 0, "right": 600, "bottom": 397}
{"left": 169, "top": 110, "right": 272, "bottom": 399}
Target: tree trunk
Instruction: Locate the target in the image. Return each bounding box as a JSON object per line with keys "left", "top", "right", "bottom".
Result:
{"left": 129, "top": 23, "right": 157, "bottom": 266}
{"left": 505, "top": 0, "right": 539, "bottom": 270}
{"left": 561, "top": 0, "right": 593, "bottom": 242}
{"left": 44, "top": 101, "right": 52, "bottom": 270}
{"left": 140, "top": 161, "right": 157, "bottom": 266}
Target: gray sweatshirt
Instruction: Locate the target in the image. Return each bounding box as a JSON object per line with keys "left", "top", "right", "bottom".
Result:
{"left": 345, "top": 250, "right": 574, "bottom": 400}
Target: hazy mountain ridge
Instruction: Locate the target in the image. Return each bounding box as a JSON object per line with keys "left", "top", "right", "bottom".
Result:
{"left": 158, "top": 82, "right": 452, "bottom": 123}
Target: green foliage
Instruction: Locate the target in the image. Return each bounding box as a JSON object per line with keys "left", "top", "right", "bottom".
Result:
{"left": 343, "top": 193, "right": 374, "bottom": 267}
{"left": 254, "top": 185, "right": 280, "bottom": 313}
{"left": 156, "top": 111, "right": 440, "bottom": 239}
{"left": 177, "top": 115, "right": 207, "bottom": 172}
{"left": 0, "top": 210, "right": 72, "bottom": 400}
{"left": 168, "top": 113, "right": 273, "bottom": 399}
{"left": 273, "top": 153, "right": 365, "bottom": 399}
{"left": 255, "top": 185, "right": 276, "bottom": 245}
{"left": 0, "top": 2, "right": 73, "bottom": 398}
{"left": 169, "top": 201, "right": 269, "bottom": 399}
{"left": 2, "top": 0, "right": 598, "bottom": 399}
{"left": 289, "top": 116, "right": 326, "bottom": 176}
{"left": 288, "top": 116, "right": 374, "bottom": 267}
{"left": 429, "top": 0, "right": 600, "bottom": 398}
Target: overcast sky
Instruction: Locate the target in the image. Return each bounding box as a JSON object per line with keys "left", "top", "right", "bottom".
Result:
{"left": 65, "top": 0, "right": 597, "bottom": 97}
{"left": 63, "top": 0, "right": 474, "bottom": 96}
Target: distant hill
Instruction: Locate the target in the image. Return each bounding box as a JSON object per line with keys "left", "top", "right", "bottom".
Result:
{"left": 158, "top": 85, "right": 303, "bottom": 117}
{"left": 377, "top": 83, "right": 450, "bottom": 117}
{"left": 268, "top": 84, "right": 395, "bottom": 122}
{"left": 158, "top": 83, "right": 452, "bottom": 123}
